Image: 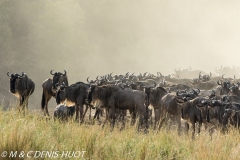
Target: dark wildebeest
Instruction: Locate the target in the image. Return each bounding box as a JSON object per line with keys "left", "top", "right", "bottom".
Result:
{"left": 87, "top": 84, "right": 148, "bottom": 131}
{"left": 41, "top": 70, "right": 68, "bottom": 116}
{"left": 229, "top": 83, "right": 240, "bottom": 96}
{"left": 221, "top": 95, "right": 240, "bottom": 103}
{"left": 54, "top": 105, "right": 75, "bottom": 121}
{"left": 7, "top": 72, "right": 35, "bottom": 112}
{"left": 142, "top": 84, "right": 168, "bottom": 129}
{"left": 159, "top": 90, "right": 205, "bottom": 138}
{"left": 223, "top": 105, "right": 240, "bottom": 130}
{"left": 179, "top": 97, "right": 209, "bottom": 138}
{"left": 215, "top": 80, "right": 231, "bottom": 95}
{"left": 56, "top": 82, "right": 91, "bottom": 123}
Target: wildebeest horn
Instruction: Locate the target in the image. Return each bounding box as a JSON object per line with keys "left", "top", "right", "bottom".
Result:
{"left": 7, "top": 72, "right": 11, "bottom": 77}
{"left": 63, "top": 70, "right": 66, "bottom": 76}
{"left": 199, "top": 72, "right": 202, "bottom": 79}
{"left": 196, "top": 88, "right": 200, "bottom": 94}
{"left": 151, "top": 82, "right": 156, "bottom": 88}
{"left": 21, "top": 72, "right": 25, "bottom": 77}
{"left": 50, "top": 70, "right": 54, "bottom": 75}
{"left": 176, "top": 90, "right": 181, "bottom": 96}
{"left": 87, "top": 77, "right": 90, "bottom": 82}
{"left": 222, "top": 74, "right": 225, "bottom": 79}
{"left": 96, "top": 76, "right": 99, "bottom": 80}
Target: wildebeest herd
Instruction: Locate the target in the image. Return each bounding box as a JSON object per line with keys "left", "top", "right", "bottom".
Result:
{"left": 7, "top": 69, "right": 240, "bottom": 138}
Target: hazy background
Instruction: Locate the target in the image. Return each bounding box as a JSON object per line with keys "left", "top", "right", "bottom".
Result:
{"left": 1, "top": 0, "right": 240, "bottom": 109}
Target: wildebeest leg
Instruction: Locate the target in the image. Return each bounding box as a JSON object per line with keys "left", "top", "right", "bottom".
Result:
{"left": 93, "top": 109, "right": 99, "bottom": 120}
{"left": 102, "top": 108, "right": 109, "bottom": 129}
{"left": 154, "top": 108, "right": 160, "bottom": 130}
{"left": 176, "top": 115, "right": 182, "bottom": 135}
{"left": 185, "top": 122, "right": 189, "bottom": 134}
{"left": 191, "top": 123, "right": 196, "bottom": 140}
{"left": 18, "top": 97, "right": 23, "bottom": 112}
{"left": 44, "top": 93, "right": 51, "bottom": 116}
{"left": 110, "top": 106, "right": 116, "bottom": 131}
{"left": 129, "top": 108, "right": 136, "bottom": 126}
{"left": 79, "top": 104, "right": 84, "bottom": 123}
{"left": 197, "top": 122, "right": 202, "bottom": 135}
{"left": 144, "top": 110, "right": 149, "bottom": 132}
{"left": 89, "top": 107, "right": 91, "bottom": 120}
{"left": 75, "top": 104, "right": 80, "bottom": 122}
{"left": 24, "top": 97, "right": 29, "bottom": 114}
{"left": 81, "top": 105, "right": 89, "bottom": 123}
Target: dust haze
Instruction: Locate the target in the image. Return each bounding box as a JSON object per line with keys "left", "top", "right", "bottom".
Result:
{"left": 1, "top": 0, "right": 240, "bottom": 108}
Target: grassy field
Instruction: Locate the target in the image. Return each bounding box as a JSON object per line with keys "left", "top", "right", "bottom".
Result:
{"left": 0, "top": 108, "right": 240, "bottom": 160}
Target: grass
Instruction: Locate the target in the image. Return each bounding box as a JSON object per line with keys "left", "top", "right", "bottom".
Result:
{"left": 0, "top": 108, "right": 240, "bottom": 160}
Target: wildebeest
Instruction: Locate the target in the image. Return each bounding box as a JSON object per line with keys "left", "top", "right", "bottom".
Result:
{"left": 229, "top": 83, "right": 240, "bottom": 96}
{"left": 7, "top": 72, "right": 35, "bottom": 112}
{"left": 54, "top": 105, "right": 75, "bottom": 121}
{"left": 177, "top": 96, "right": 209, "bottom": 138}
{"left": 87, "top": 84, "right": 148, "bottom": 131}
{"left": 56, "top": 82, "right": 91, "bottom": 123}
{"left": 159, "top": 90, "right": 205, "bottom": 138}
{"left": 41, "top": 70, "right": 68, "bottom": 116}
{"left": 223, "top": 106, "right": 240, "bottom": 129}
{"left": 143, "top": 85, "right": 168, "bottom": 129}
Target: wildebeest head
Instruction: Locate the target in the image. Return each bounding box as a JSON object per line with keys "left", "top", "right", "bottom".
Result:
{"left": 217, "top": 79, "right": 230, "bottom": 89}
{"left": 199, "top": 72, "right": 211, "bottom": 82}
{"left": 87, "top": 85, "right": 97, "bottom": 105}
{"left": 50, "top": 70, "right": 68, "bottom": 91}
{"left": 222, "top": 108, "right": 240, "bottom": 127}
{"left": 142, "top": 82, "right": 156, "bottom": 98}
{"left": 7, "top": 72, "right": 24, "bottom": 94}
{"left": 55, "top": 83, "right": 67, "bottom": 105}
{"left": 229, "top": 84, "right": 239, "bottom": 95}
{"left": 175, "top": 89, "right": 197, "bottom": 102}
{"left": 192, "top": 78, "right": 200, "bottom": 85}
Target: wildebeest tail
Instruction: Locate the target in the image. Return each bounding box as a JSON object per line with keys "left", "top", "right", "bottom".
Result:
{"left": 41, "top": 91, "right": 45, "bottom": 111}
{"left": 206, "top": 106, "right": 210, "bottom": 122}
{"left": 199, "top": 109, "right": 203, "bottom": 125}
{"left": 145, "top": 95, "right": 149, "bottom": 107}
{"left": 181, "top": 108, "right": 184, "bottom": 119}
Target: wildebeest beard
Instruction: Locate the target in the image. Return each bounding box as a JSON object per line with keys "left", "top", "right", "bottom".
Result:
{"left": 87, "top": 86, "right": 95, "bottom": 104}
{"left": 56, "top": 87, "right": 66, "bottom": 105}
{"left": 10, "top": 78, "right": 17, "bottom": 93}
{"left": 56, "top": 90, "right": 61, "bottom": 104}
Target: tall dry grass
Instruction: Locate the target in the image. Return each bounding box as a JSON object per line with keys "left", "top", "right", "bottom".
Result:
{"left": 0, "top": 108, "right": 240, "bottom": 160}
